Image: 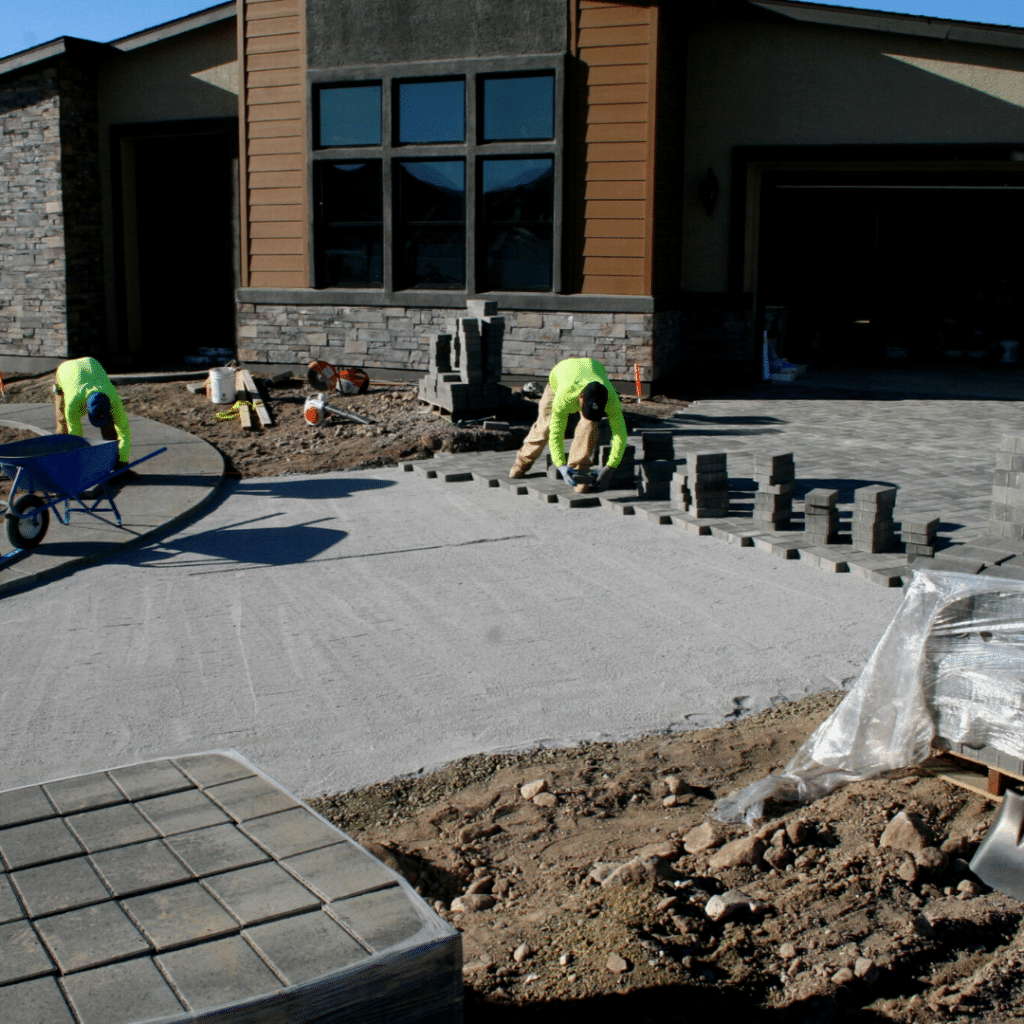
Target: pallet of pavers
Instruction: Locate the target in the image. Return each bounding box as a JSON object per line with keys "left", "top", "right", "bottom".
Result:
{"left": 0, "top": 752, "right": 461, "bottom": 1024}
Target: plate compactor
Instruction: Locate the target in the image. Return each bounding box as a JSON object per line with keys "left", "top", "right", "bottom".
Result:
{"left": 303, "top": 393, "right": 373, "bottom": 427}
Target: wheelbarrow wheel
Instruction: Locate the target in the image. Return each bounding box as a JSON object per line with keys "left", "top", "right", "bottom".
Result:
{"left": 5, "top": 494, "right": 49, "bottom": 550}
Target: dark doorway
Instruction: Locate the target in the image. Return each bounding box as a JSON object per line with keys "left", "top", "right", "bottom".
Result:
{"left": 758, "top": 173, "right": 1024, "bottom": 368}
{"left": 118, "top": 123, "right": 238, "bottom": 366}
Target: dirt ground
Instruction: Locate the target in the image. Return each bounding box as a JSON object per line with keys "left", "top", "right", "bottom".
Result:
{"left": 1, "top": 370, "right": 1020, "bottom": 1022}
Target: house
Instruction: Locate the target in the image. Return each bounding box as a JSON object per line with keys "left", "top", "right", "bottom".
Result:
{"left": 4, "top": 0, "right": 1024, "bottom": 390}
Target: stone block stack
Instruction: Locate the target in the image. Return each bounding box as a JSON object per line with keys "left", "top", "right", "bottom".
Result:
{"left": 803, "top": 488, "right": 839, "bottom": 544}
{"left": 673, "top": 452, "right": 729, "bottom": 518}
{"left": 900, "top": 516, "right": 939, "bottom": 557}
{"left": 752, "top": 453, "right": 795, "bottom": 531}
{"left": 418, "top": 300, "right": 511, "bottom": 416}
{"left": 637, "top": 431, "right": 676, "bottom": 499}
{"left": 852, "top": 485, "right": 897, "bottom": 552}
{"left": 989, "top": 435, "right": 1024, "bottom": 541}
{"left": 597, "top": 444, "right": 637, "bottom": 489}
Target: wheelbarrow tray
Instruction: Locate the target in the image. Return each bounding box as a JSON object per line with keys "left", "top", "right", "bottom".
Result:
{"left": 0, "top": 435, "right": 118, "bottom": 497}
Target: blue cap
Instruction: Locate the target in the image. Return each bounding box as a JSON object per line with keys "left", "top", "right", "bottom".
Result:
{"left": 86, "top": 391, "right": 112, "bottom": 427}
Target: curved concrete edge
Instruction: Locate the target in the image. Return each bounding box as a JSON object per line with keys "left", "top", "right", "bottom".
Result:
{"left": 0, "top": 404, "right": 226, "bottom": 596}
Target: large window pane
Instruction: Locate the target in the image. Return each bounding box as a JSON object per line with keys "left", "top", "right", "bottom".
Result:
{"left": 316, "top": 162, "right": 383, "bottom": 287}
{"left": 481, "top": 158, "right": 553, "bottom": 291}
{"left": 396, "top": 160, "right": 465, "bottom": 289}
{"left": 481, "top": 73, "right": 554, "bottom": 142}
{"left": 397, "top": 78, "right": 464, "bottom": 144}
{"left": 317, "top": 84, "right": 381, "bottom": 147}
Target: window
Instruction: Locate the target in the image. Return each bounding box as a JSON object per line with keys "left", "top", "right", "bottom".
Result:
{"left": 396, "top": 160, "right": 465, "bottom": 288}
{"left": 315, "top": 162, "right": 383, "bottom": 287}
{"left": 311, "top": 59, "right": 560, "bottom": 294}
{"left": 316, "top": 84, "right": 381, "bottom": 147}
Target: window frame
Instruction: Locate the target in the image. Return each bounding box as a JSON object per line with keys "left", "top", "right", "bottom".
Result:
{"left": 308, "top": 54, "right": 564, "bottom": 299}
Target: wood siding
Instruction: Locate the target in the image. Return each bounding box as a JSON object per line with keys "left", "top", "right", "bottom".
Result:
{"left": 572, "top": 1, "right": 658, "bottom": 296}
{"left": 239, "top": 0, "right": 308, "bottom": 288}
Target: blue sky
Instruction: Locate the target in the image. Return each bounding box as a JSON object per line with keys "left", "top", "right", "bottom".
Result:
{"left": 1, "top": 0, "right": 1023, "bottom": 60}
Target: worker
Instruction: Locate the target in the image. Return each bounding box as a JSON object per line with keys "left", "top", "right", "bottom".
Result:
{"left": 54, "top": 357, "right": 132, "bottom": 470}
{"left": 510, "top": 357, "right": 627, "bottom": 492}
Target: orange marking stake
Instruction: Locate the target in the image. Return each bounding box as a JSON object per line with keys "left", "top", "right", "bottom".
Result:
{"left": 634, "top": 363, "right": 642, "bottom": 403}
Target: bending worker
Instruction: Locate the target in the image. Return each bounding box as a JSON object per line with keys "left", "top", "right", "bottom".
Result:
{"left": 54, "top": 356, "right": 132, "bottom": 470}
{"left": 510, "top": 356, "right": 627, "bottom": 492}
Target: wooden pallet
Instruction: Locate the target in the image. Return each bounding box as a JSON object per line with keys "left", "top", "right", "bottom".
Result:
{"left": 921, "top": 749, "right": 1024, "bottom": 802}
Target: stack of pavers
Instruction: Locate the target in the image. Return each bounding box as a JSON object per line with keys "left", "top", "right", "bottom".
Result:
{"left": 637, "top": 431, "right": 676, "bottom": 500}
{"left": 803, "top": 489, "right": 840, "bottom": 545}
{"left": 672, "top": 452, "right": 729, "bottom": 518}
{"left": 989, "top": 434, "right": 1024, "bottom": 543}
{"left": 852, "top": 485, "right": 897, "bottom": 552}
{"left": 752, "top": 452, "right": 795, "bottom": 532}
{"left": 900, "top": 516, "right": 939, "bottom": 558}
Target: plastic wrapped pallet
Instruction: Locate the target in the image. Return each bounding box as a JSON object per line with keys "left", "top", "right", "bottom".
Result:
{"left": 714, "top": 569, "right": 1024, "bottom": 825}
{"left": 0, "top": 751, "right": 462, "bottom": 1024}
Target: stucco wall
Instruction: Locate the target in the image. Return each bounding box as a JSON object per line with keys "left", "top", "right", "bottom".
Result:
{"left": 0, "top": 66, "right": 69, "bottom": 362}
{"left": 306, "top": 0, "right": 565, "bottom": 68}
{"left": 682, "top": 7, "right": 1024, "bottom": 293}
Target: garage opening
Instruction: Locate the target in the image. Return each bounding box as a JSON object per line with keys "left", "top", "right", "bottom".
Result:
{"left": 757, "top": 170, "right": 1024, "bottom": 369}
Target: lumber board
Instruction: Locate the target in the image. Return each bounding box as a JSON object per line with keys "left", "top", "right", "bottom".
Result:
{"left": 238, "top": 402, "right": 254, "bottom": 431}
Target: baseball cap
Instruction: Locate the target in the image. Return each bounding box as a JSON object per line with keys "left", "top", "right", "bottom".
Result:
{"left": 86, "top": 391, "right": 112, "bottom": 427}
{"left": 580, "top": 382, "right": 608, "bottom": 422}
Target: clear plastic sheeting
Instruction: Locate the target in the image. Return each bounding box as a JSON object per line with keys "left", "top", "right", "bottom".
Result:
{"left": 715, "top": 569, "right": 1024, "bottom": 825}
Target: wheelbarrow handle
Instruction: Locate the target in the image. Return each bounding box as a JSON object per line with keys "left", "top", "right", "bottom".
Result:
{"left": 108, "top": 446, "right": 168, "bottom": 479}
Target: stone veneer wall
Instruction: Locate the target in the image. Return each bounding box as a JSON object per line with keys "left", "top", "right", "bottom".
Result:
{"left": 57, "top": 57, "right": 104, "bottom": 357}
{"left": 237, "top": 302, "right": 682, "bottom": 385}
{"left": 0, "top": 66, "right": 68, "bottom": 360}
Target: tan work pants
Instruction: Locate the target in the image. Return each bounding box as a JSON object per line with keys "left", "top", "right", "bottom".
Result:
{"left": 517, "top": 384, "right": 598, "bottom": 472}
{"left": 54, "top": 389, "right": 117, "bottom": 444}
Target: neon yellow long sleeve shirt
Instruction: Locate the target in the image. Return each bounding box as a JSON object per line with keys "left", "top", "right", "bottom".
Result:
{"left": 547, "top": 357, "right": 627, "bottom": 467}
{"left": 55, "top": 357, "right": 131, "bottom": 463}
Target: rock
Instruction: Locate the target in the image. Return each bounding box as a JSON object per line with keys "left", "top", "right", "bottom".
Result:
{"left": 763, "top": 845, "right": 792, "bottom": 870}
{"left": 705, "top": 889, "right": 768, "bottom": 923}
{"left": 637, "top": 840, "right": 681, "bottom": 860}
{"left": 513, "top": 943, "right": 531, "bottom": 963}
{"left": 779, "top": 942, "right": 798, "bottom": 960}
{"left": 559, "top": 952, "right": 572, "bottom": 967}
{"left": 683, "top": 821, "right": 726, "bottom": 854}
{"left": 493, "top": 877, "right": 512, "bottom": 897}
{"left": 879, "top": 810, "right": 932, "bottom": 855}
{"left": 533, "top": 792, "right": 558, "bottom": 808}
{"left": 466, "top": 877, "right": 494, "bottom": 895}
{"left": 451, "top": 894, "right": 496, "bottom": 913}
{"left": 770, "top": 829, "right": 788, "bottom": 849}
{"left": 606, "top": 953, "right": 631, "bottom": 974}
{"left": 520, "top": 779, "right": 548, "bottom": 800}
{"left": 601, "top": 855, "right": 674, "bottom": 888}
{"left": 663, "top": 795, "right": 680, "bottom": 808}
{"left": 957, "top": 879, "right": 980, "bottom": 896}
{"left": 912, "top": 914, "right": 935, "bottom": 937}
{"left": 664, "top": 774, "right": 691, "bottom": 796}
{"left": 855, "top": 958, "right": 879, "bottom": 983}
{"left": 898, "top": 857, "right": 919, "bottom": 883}
{"left": 656, "top": 896, "right": 678, "bottom": 912}
{"left": 709, "top": 836, "right": 765, "bottom": 871}
{"left": 831, "top": 967, "right": 855, "bottom": 985}
{"left": 914, "top": 846, "right": 949, "bottom": 876}
{"left": 458, "top": 822, "right": 502, "bottom": 845}
{"left": 786, "top": 819, "right": 813, "bottom": 846}
{"left": 587, "top": 862, "right": 620, "bottom": 885}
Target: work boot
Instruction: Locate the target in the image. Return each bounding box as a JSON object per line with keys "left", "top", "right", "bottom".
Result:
{"left": 509, "top": 455, "right": 533, "bottom": 478}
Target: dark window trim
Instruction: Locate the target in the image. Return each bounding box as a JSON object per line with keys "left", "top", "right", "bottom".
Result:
{"left": 307, "top": 53, "right": 565, "bottom": 296}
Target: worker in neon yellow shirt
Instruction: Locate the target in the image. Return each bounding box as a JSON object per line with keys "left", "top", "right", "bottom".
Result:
{"left": 54, "top": 357, "right": 132, "bottom": 469}
{"left": 510, "top": 357, "right": 627, "bottom": 492}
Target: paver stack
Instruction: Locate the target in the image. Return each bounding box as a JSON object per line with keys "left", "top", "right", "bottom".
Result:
{"left": 900, "top": 516, "right": 939, "bottom": 558}
{"left": 638, "top": 431, "right": 676, "bottom": 499}
{"left": 803, "top": 488, "right": 839, "bottom": 545}
{"left": 752, "top": 453, "right": 795, "bottom": 531}
{"left": 673, "top": 452, "right": 729, "bottom": 518}
{"left": 989, "top": 435, "right": 1024, "bottom": 542}
{"left": 852, "top": 485, "right": 897, "bottom": 552}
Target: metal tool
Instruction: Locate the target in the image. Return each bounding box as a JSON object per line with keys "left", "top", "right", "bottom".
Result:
{"left": 970, "top": 787, "right": 1024, "bottom": 901}
{"left": 303, "top": 393, "right": 373, "bottom": 427}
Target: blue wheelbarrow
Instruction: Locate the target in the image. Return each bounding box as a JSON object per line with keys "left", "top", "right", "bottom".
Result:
{"left": 0, "top": 435, "right": 166, "bottom": 551}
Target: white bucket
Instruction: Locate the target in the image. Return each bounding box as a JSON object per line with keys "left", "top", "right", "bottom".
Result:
{"left": 208, "top": 366, "right": 236, "bottom": 404}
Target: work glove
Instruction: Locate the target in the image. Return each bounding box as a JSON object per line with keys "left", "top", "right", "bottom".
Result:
{"left": 592, "top": 465, "right": 616, "bottom": 491}
{"left": 557, "top": 465, "right": 576, "bottom": 488}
